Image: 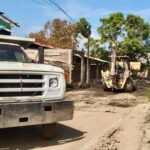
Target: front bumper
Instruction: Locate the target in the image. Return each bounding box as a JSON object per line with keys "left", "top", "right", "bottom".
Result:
{"left": 0, "top": 100, "right": 74, "bottom": 128}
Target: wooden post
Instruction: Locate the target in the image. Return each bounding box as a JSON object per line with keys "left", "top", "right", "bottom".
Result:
{"left": 96, "top": 63, "right": 99, "bottom": 80}
{"left": 86, "top": 25, "right": 91, "bottom": 84}
{"left": 81, "top": 56, "right": 85, "bottom": 84}
{"left": 38, "top": 47, "right": 44, "bottom": 63}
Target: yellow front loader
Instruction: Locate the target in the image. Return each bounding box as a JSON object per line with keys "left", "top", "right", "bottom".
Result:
{"left": 101, "top": 45, "right": 141, "bottom": 92}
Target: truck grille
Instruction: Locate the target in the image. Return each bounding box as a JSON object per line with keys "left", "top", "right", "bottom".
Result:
{"left": 0, "top": 74, "right": 42, "bottom": 79}
{"left": 0, "top": 74, "right": 44, "bottom": 97}
{"left": 0, "top": 92, "right": 42, "bottom": 97}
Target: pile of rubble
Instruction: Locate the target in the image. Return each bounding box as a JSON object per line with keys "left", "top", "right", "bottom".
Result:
{"left": 72, "top": 80, "right": 102, "bottom": 89}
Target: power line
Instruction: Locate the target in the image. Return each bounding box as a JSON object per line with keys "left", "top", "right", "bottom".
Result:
{"left": 42, "top": 0, "right": 53, "bottom": 6}
{"left": 32, "top": 0, "right": 98, "bottom": 39}
{"left": 32, "top": 0, "right": 76, "bottom": 22}
{"left": 42, "top": 0, "right": 76, "bottom": 23}
{"left": 33, "top": 0, "right": 94, "bottom": 29}
{"left": 32, "top": 0, "right": 47, "bottom": 6}
{"left": 32, "top": 0, "right": 95, "bottom": 30}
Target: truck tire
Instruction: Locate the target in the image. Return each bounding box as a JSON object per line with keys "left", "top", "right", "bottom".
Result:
{"left": 124, "top": 79, "right": 133, "bottom": 92}
{"left": 43, "top": 123, "right": 56, "bottom": 139}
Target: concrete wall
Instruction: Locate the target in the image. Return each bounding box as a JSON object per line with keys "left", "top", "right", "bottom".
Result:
{"left": 26, "top": 47, "right": 106, "bottom": 85}
{"left": 44, "top": 49, "right": 73, "bottom": 84}
{"left": 25, "top": 48, "right": 39, "bottom": 62}
{"left": 44, "top": 49, "right": 72, "bottom": 65}
{"left": 26, "top": 48, "right": 73, "bottom": 84}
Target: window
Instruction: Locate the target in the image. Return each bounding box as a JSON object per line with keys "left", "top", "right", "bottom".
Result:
{"left": 0, "top": 44, "right": 29, "bottom": 63}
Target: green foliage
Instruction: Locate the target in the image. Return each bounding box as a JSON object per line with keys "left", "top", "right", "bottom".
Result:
{"left": 98, "top": 13, "right": 150, "bottom": 61}
{"left": 98, "top": 13, "right": 125, "bottom": 44}
{"left": 118, "top": 38, "right": 143, "bottom": 60}
{"left": 84, "top": 38, "right": 109, "bottom": 60}
{"left": 76, "top": 18, "right": 91, "bottom": 38}
{"left": 125, "top": 14, "right": 149, "bottom": 40}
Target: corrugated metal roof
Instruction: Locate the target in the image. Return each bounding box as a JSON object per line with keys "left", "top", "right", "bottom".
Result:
{"left": 84, "top": 55, "right": 109, "bottom": 63}
{"left": 33, "top": 42, "right": 54, "bottom": 49}
{"left": 0, "top": 12, "right": 19, "bottom": 28}
{"left": 0, "top": 35, "right": 35, "bottom": 48}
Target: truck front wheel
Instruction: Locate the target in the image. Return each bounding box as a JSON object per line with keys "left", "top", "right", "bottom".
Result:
{"left": 43, "top": 123, "right": 56, "bottom": 139}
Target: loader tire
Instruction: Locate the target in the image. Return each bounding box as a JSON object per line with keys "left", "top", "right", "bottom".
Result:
{"left": 124, "top": 79, "right": 133, "bottom": 92}
{"left": 102, "top": 82, "right": 110, "bottom": 91}
{"left": 133, "top": 80, "right": 137, "bottom": 91}
{"left": 43, "top": 123, "right": 56, "bottom": 139}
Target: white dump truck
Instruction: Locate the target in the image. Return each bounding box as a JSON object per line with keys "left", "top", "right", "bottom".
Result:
{"left": 0, "top": 35, "right": 74, "bottom": 138}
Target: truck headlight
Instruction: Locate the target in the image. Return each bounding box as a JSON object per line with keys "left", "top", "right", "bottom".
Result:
{"left": 49, "top": 78, "right": 58, "bottom": 88}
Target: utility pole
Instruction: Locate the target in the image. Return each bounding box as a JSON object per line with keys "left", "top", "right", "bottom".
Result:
{"left": 110, "top": 43, "right": 117, "bottom": 86}
{"left": 110, "top": 44, "right": 117, "bottom": 76}
{"left": 86, "top": 25, "right": 91, "bottom": 84}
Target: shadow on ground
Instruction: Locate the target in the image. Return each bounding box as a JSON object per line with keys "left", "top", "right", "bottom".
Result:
{"left": 0, "top": 123, "right": 86, "bottom": 150}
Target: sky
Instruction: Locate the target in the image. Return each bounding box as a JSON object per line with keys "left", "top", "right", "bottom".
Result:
{"left": 1, "top": 0, "right": 150, "bottom": 38}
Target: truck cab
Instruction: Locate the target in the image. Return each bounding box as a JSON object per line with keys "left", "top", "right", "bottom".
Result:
{"left": 0, "top": 35, "right": 74, "bottom": 139}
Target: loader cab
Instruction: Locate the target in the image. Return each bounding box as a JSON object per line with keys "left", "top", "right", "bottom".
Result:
{"left": 116, "top": 56, "right": 130, "bottom": 73}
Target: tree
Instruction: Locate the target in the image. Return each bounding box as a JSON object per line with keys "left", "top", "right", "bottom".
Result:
{"left": 98, "top": 13, "right": 150, "bottom": 61}
{"left": 29, "top": 19, "right": 77, "bottom": 49}
{"left": 84, "top": 38, "right": 109, "bottom": 60}
{"left": 49, "top": 19, "right": 77, "bottom": 49}
{"left": 119, "top": 14, "right": 150, "bottom": 60}
{"left": 98, "top": 13, "right": 125, "bottom": 46}
{"left": 76, "top": 18, "right": 91, "bottom": 38}
{"left": 29, "top": 30, "right": 48, "bottom": 45}
{"left": 76, "top": 18, "right": 91, "bottom": 84}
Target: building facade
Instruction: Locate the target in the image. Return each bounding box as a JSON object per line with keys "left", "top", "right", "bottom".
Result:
{"left": 26, "top": 44, "right": 108, "bottom": 85}
{"left": 0, "top": 12, "right": 19, "bottom": 35}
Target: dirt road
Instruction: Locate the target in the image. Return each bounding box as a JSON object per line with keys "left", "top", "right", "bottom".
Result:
{"left": 0, "top": 81, "right": 150, "bottom": 150}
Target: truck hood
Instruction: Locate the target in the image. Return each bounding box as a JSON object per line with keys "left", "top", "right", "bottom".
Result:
{"left": 0, "top": 61, "right": 64, "bottom": 73}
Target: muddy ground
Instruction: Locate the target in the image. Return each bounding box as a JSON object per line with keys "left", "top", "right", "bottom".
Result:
{"left": 0, "top": 79, "right": 150, "bottom": 150}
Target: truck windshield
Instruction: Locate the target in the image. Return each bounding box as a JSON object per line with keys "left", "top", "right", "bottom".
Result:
{"left": 0, "top": 44, "right": 29, "bottom": 63}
